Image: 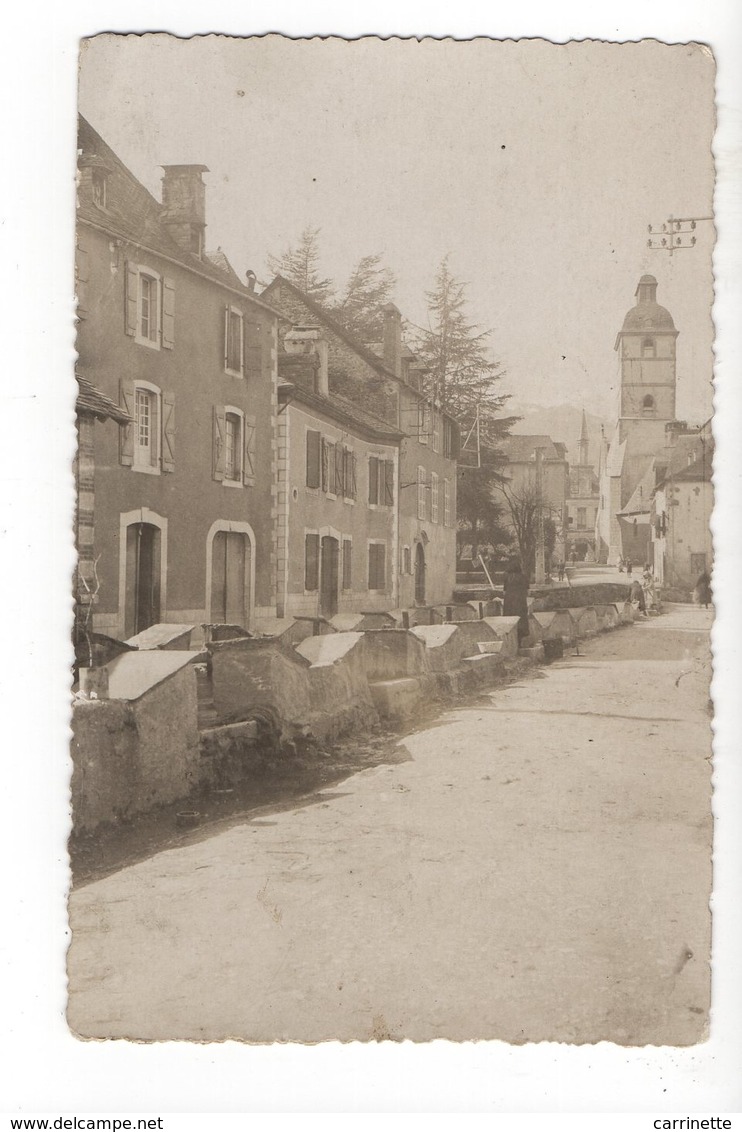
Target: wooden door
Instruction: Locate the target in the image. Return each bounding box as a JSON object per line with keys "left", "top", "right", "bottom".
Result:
{"left": 414, "top": 542, "right": 426, "bottom": 604}
{"left": 125, "top": 522, "right": 160, "bottom": 638}
{"left": 210, "top": 531, "right": 250, "bottom": 627}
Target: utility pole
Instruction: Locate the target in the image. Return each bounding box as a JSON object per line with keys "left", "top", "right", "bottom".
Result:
{"left": 534, "top": 447, "right": 546, "bottom": 585}
{"left": 647, "top": 215, "right": 713, "bottom": 255}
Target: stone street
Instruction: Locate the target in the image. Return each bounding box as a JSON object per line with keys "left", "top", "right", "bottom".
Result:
{"left": 68, "top": 605, "right": 713, "bottom": 1045}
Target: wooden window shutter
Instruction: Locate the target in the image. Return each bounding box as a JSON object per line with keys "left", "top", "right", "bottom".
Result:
{"left": 351, "top": 452, "right": 358, "bottom": 499}
{"left": 75, "top": 243, "right": 89, "bottom": 320}
{"left": 213, "top": 405, "right": 226, "bottom": 481}
{"left": 342, "top": 540, "right": 352, "bottom": 590}
{"left": 321, "top": 438, "right": 330, "bottom": 493}
{"left": 368, "top": 456, "right": 379, "bottom": 504}
{"left": 161, "top": 278, "right": 175, "bottom": 349}
{"left": 368, "top": 544, "right": 376, "bottom": 590}
{"left": 384, "top": 460, "right": 394, "bottom": 506}
{"left": 306, "top": 430, "right": 321, "bottom": 488}
{"left": 161, "top": 392, "right": 176, "bottom": 473}
{"left": 223, "top": 306, "right": 230, "bottom": 370}
{"left": 125, "top": 262, "right": 139, "bottom": 336}
{"left": 243, "top": 414, "right": 256, "bottom": 483}
{"left": 119, "top": 379, "right": 135, "bottom": 465}
{"left": 334, "top": 444, "right": 343, "bottom": 495}
{"left": 245, "top": 319, "right": 262, "bottom": 380}
{"left": 305, "top": 534, "right": 319, "bottom": 591}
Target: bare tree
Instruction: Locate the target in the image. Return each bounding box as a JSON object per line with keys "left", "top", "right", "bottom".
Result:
{"left": 496, "top": 481, "right": 559, "bottom": 578}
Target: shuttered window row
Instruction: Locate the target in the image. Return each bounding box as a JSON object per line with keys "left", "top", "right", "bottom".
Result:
{"left": 306, "top": 430, "right": 357, "bottom": 499}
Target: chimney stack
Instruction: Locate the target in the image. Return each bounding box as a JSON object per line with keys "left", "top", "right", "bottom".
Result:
{"left": 382, "top": 303, "right": 402, "bottom": 377}
{"left": 284, "top": 326, "right": 329, "bottom": 396}
{"left": 160, "top": 164, "right": 209, "bottom": 258}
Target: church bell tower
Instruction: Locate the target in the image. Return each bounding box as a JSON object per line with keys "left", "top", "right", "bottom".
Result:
{"left": 615, "top": 274, "right": 678, "bottom": 462}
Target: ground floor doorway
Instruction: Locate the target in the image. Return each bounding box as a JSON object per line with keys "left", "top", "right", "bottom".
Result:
{"left": 124, "top": 522, "right": 161, "bottom": 638}
{"left": 210, "top": 529, "right": 252, "bottom": 627}
{"left": 414, "top": 542, "right": 426, "bottom": 604}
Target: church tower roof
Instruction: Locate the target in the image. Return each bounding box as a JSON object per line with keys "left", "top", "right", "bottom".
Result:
{"left": 615, "top": 274, "right": 677, "bottom": 348}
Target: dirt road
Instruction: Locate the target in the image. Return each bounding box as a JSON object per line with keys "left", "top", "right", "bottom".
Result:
{"left": 68, "top": 605, "right": 713, "bottom": 1045}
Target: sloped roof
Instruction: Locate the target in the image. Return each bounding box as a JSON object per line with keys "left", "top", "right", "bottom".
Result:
{"left": 279, "top": 381, "right": 403, "bottom": 442}
{"left": 620, "top": 302, "right": 677, "bottom": 334}
{"left": 75, "top": 375, "right": 132, "bottom": 424}
{"left": 77, "top": 116, "right": 277, "bottom": 315}
{"left": 617, "top": 461, "right": 655, "bottom": 516}
{"left": 262, "top": 275, "right": 401, "bottom": 381}
{"left": 655, "top": 432, "right": 713, "bottom": 486}
{"left": 500, "top": 434, "right": 567, "bottom": 462}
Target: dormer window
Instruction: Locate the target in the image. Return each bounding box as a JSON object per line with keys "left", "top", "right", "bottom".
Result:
{"left": 91, "top": 169, "right": 108, "bottom": 209}
{"left": 641, "top": 337, "right": 656, "bottom": 358}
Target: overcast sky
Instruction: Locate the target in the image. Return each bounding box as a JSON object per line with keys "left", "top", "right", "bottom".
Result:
{"left": 79, "top": 35, "right": 716, "bottom": 423}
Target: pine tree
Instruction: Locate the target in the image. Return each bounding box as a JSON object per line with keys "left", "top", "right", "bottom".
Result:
{"left": 267, "top": 226, "right": 335, "bottom": 306}
{"left": 332, "top": 254, "right": 396, "bottom": 345}
{"left": 413, "top": 255, "right": 513, "bottom": 452}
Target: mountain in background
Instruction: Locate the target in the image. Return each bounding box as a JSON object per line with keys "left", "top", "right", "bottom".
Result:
{"left": 508, "top": 402, "right": 609, "bottom": 467}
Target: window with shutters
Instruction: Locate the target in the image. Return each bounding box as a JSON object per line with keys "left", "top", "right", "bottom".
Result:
{"left": 213, "top": 405, "right": 254, "bottom": 487}
{"left": 305, "top": 533, "right": 320, "bottom": 591}
{"left": 341, "top": 447, "right": 357, "bottom": 500}
{"left": 224, "top": 410, "right": 243, "bottom": 483}
{"left": 224, "top": 306, "right": 244, "bottom": 376}
{"left": 417, "top": 465, "right": 427, "bottom": 520}
{"left": 368, "top": 455, "right": 394, "bottom": 507}
{"left": 306, "top": 430, "right": 321, "bottom": 489}
{"left": 443, "top": 417, "right": 457, "bottom": 459}
{"left": 368, "top": 456, "right": 379, "bottom": 504}
{"left": 120, "top": 380, "right": 174, "bottom": 473}
{"left": 323, "top": 439, "right": 337, "bottom": 495}
{"left": 342, "top": 539, "right": 353, "bottom": 590}
{"left": 125, "top": 263, "right": 174, "bottom": 351}
{"left": 431, "top": 471, "right": 439, "bottom": 523}
{"left": 443, "top": 479, "right": 452, "bottom": 526}
{"left": 368, "top": 541, "right": 386, "bottom": 591}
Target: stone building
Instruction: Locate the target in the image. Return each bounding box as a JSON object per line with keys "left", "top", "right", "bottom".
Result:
{"left": 565, "top": 411, "right": 600, "bottom": 561}
{"left": 76, "top": 116, "right": 279, "bottom": 641}
{"left": 274, "top": 328, "right": 403, "bottom": 620}
{"left": 261, "top": 278, "right": 459, "bottom": 608}
{"left": 650, "top": 419, "right": 713, "bottom": 592}
{"left": 497, "top": 434, "right": 569, "bottom": 567}
{"left": 596, "top": 274, "right": 679, "bottom": 565}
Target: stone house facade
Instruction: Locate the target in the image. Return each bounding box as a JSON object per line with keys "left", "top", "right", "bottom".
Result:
{"left": 497, "top": 434, "right": 569, "bottom": 565}
{"left": 651, "top": 420, "right": 713, "bottom": 591}
{"left": 262, "top": 278, "right": 459, "bottom": 608}
{"left": 76, "top": 116, "right": 279, "bottom": 642}
{"left": 274, "top": 338, "right": 402, "bottom": 619}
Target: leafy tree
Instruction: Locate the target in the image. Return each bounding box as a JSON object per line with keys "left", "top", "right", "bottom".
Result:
{"left": 413, "top": 256, "right": 514, "bottom": 452}
{"left": 267, "top": 226, "right": 335, "bottom": 306}
{"left": 331, "top": 254, "right": 396, "bottom": 345}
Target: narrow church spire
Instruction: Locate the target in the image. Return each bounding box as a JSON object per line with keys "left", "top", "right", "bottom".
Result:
{"left": 578, "top": 409, "right": 589, "bottom": 465}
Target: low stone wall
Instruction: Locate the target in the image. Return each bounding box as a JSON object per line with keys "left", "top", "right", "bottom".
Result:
{"left": 531, "top": 583, "right": 631, "bottom": 611}
{"left": 71, "top": 662, "right": 200, "bottom": 833}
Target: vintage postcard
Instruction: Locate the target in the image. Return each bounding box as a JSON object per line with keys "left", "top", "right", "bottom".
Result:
{"left": 68, "top": 34, "right": 716, "bottom": 1044}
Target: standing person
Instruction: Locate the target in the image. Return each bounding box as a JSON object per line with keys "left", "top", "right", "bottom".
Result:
{"left": 694, "top": 571, "right": 712, "bottom": 609}
{"left": 626, "top": 558, "right": 633, "bottom": 579}
{"left": 642, "top": 565, "right": 657, "bottom": 612}
{"left": 557, "top": 560, "right": 565, "bottom": 582}
{"left": 503, "top": 557, "right": 530, "bottom": 643}
{"left": 629, "top": 576, "right": 647, "bottom": 616}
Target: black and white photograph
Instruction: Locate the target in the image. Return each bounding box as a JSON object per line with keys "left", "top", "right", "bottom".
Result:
{"left": 4, "top": 5, "right": 742, "bottom": 1120}
{"left": 67, "top": 34, "right": 717, "bottom": 1045}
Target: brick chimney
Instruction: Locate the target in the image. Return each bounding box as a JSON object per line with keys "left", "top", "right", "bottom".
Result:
{"left": 160, "top": 165, "right": 209, "bottom": 257}
{"left": 382, "top": 303, "right": 402, "bottom": 377}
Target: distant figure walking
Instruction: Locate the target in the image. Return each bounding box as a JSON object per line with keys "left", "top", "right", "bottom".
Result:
{"left": 503, "top": 558, "right": 530, "bottom": 643}
{"left": 569, "top": 549, "right": 577, "bottom": 566}
{"left": 625, "top": 558, "right": 633, "bottom": 578}
{"left": 694, "top": 571, "right": 712, "bottom": 609}
{"left": 557, "top": 561, "right": 565, "bottom": 582}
